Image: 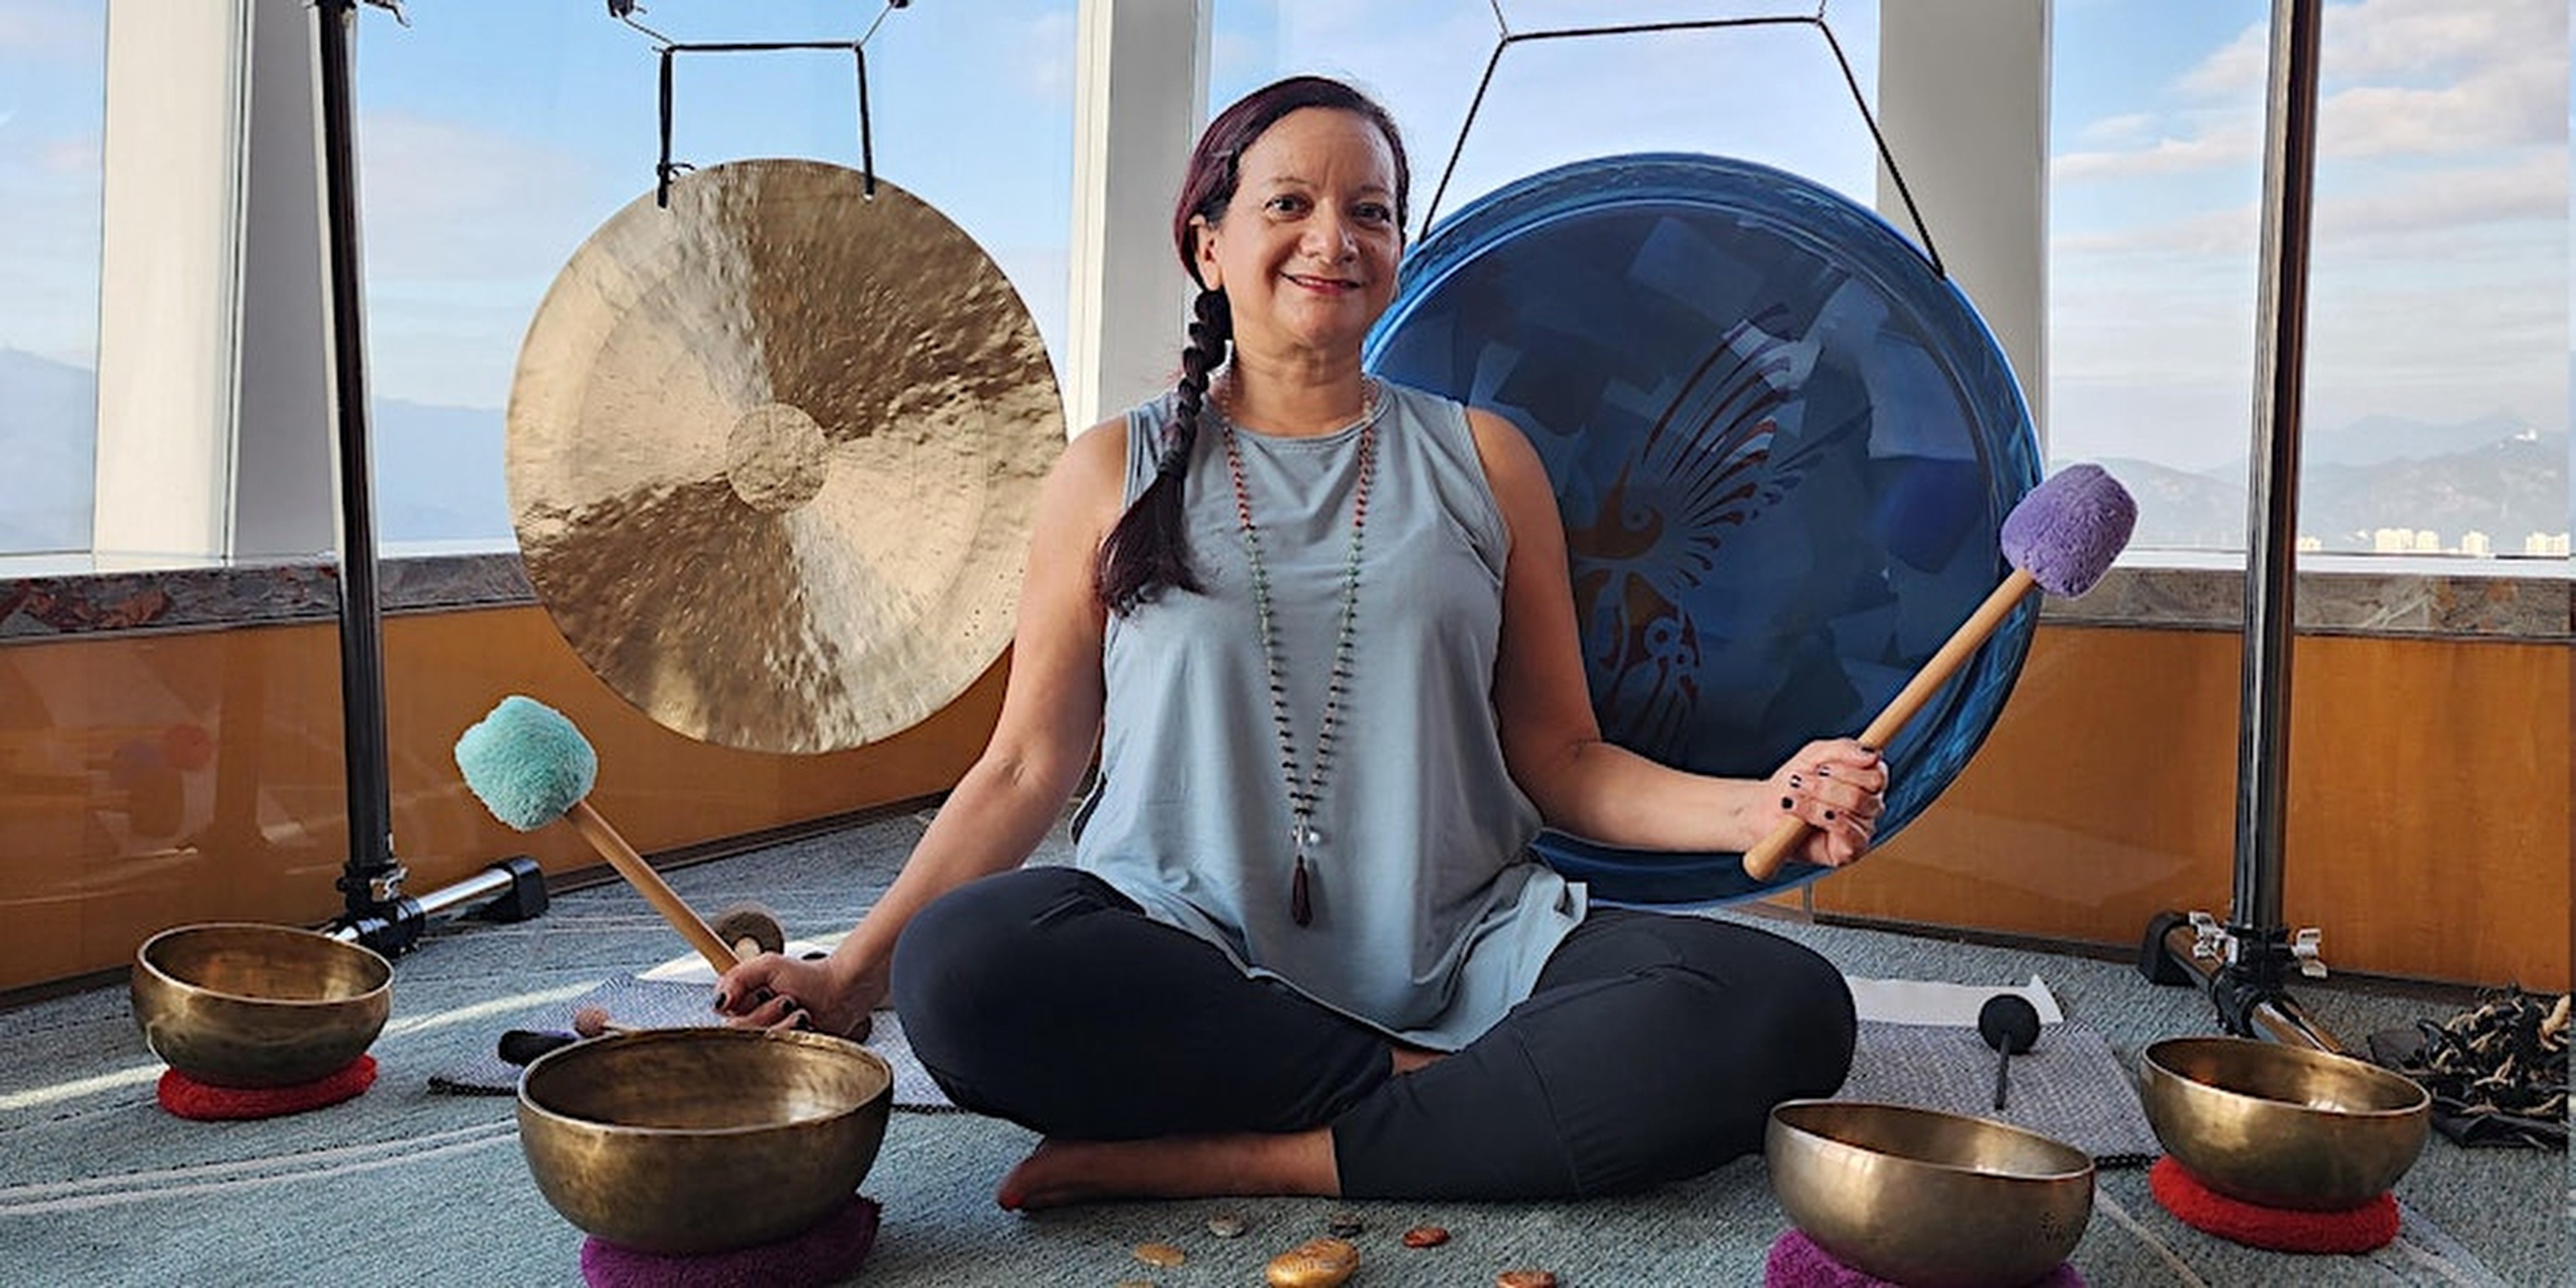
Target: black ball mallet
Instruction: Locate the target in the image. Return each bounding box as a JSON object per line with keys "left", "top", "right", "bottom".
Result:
{"left": 1977, "top": 992, "right": 2043, "bottom": 1111}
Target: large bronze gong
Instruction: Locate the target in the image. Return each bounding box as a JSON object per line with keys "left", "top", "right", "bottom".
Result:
{"left": 507, "top": 159, "right": 1063, "bottom": 754}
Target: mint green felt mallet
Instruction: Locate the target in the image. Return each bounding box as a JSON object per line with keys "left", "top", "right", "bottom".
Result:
{"left": 454, "top": 696, "right": 741, "bottom": 974}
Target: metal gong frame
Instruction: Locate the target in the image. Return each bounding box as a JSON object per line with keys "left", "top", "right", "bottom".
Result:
{"left": 2138, "top": 0, "right": 2350, "bottom": 1055}
{"left": 314, "top": 0, "right": 548, "bottom": 955}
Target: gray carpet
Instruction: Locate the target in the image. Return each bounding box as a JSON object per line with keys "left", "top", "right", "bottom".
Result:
{"left": 1, "top": 808, "right": 2565, "bottom": 1286}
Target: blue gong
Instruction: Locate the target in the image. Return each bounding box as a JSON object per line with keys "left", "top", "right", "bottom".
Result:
{"left": 1365, "top": 153, "right": 2043, "bottom": 905}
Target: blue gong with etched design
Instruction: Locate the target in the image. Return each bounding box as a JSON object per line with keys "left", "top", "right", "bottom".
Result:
{"left": 1365, "top": 153, "right": 2043, "bottom": 904}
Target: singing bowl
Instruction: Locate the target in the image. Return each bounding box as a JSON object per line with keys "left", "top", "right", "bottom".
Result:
{"left": 1767, "top": 1099, "right": 2094, "bottom": 1288}
{"left": 2140, "top": 1036, "right": 2430, "bottom": 1211}
{"left": 517, "top": 1027, "right": 894, "bottom": 1255}
{"left": 130, "top": 923, "right": 392, "bottom": 1088}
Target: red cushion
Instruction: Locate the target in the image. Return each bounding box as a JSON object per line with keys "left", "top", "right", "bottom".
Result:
{"left": 2148, "top": 1156, "right": 2399, "bottom": 1254}
{"left": 155, "top": 1055, "right": 378, "bottom": 1121}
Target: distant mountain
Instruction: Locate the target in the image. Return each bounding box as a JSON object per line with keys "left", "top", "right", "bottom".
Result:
{"left": 370, "top": 399, "right": 509, "bottom": 544}
{"left": 0, "top": 350, "right": 98, "bottom": 552}
{"left": 2090, "top": 457, "right": 2245, "bottom": 548}
{"left": 0, "top": 349, "right": 510, "bottom": 550}
{"left": 2091, "top": 428, "right": 2568, "bottom": 553}
{"left": 2308, "top": 408, "right": 2540, "bottom": 469}
{"left": 4, "top": 347, "right": 2563, "bottom": 560}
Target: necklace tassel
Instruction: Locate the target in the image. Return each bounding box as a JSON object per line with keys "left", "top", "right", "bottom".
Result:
{"left": 1291, "top": 858, "right": 1312, "bottom": 927}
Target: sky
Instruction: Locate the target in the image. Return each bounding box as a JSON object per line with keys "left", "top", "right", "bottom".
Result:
{"left": 0, "top": 0, "right": 2567, "bottom": 480}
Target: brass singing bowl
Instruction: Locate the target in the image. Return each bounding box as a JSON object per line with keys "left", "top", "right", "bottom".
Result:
{"left": 2140, "top": 1036, "right": 2430, "bottom": 1211}
{"left": 130, "top": 923, "right": 392, "bottom": 1088}
{"left": 1767, "top": 1100, "right": 2095, "bottom": 1288}
{"left": 517, "top": 1027, "right": 894, "bottom": 1255}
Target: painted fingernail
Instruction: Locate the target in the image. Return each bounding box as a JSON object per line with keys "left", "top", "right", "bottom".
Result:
{"left": 1825, "top": 809, "right": 1838, "bottom": 821}
{"left": 1817, "top": 766, "right": 1833, "bottom": 778}
{"left": 1780, "top": 796, "right": 1794, "bottom": 809}
{"left": 1789, "top": 774, "right": 1804, "bottom": 788}
{"left": 1858, "top": 743, "right": 1878, "bottom": 754}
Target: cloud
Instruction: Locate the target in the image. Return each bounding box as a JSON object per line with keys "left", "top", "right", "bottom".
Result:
{"left": 2060, "top": 151, "right": 2563, "bottom": 260}
{"left": 355, "top": 112, "right": 618, "bottom": 282}
{"left": 2319, "top": 58, "right": 2565, "bottom": 156}
{"left": 2321, "top": 0, "right": 2561, "bottom": 81}
{"left": 2066, "top": 0, "right": 2564, "bottom": 180}
{"left": 0, "top": 0, "right": 97, "bottom": 58}
{"left": 2175, "top": 20, "right": 2268, "bottom": 101}
{"left": 2314, "top": 150, "right": 2567, "bottom": 241}
{"left": 2075, "top": 111, "right": 2162, "bottom": 148}
{"left": 1013, "top": 11, "right": 1077, "bottom": 104}
{"left": 2056, "top": 121, "right": 2260, "bottom": 180}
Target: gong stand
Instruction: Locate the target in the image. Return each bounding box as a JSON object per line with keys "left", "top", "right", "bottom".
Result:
{"left": 609, "top": 0, "right": 909, "bottom": 208}
{"left": 2137, "top": 0, "right": 2346, "bottom": 1054}
{"left": 313, "top": 0, "right": 548, "bottom": 955}
{"left": 1421, "top": 0, "right": 1942, "bottom": 278}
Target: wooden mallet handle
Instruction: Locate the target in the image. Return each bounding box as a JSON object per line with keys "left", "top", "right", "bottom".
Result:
{"left": 1741, "top": 567, "right": 2038, "bottom": 881}
{"left": 563, "top": 797, "right": 742, "bottom": 974}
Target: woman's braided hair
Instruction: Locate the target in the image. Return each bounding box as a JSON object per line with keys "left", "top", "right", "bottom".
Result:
{"left": 1094, "top": 75, "right": 1411, "bottom": 615}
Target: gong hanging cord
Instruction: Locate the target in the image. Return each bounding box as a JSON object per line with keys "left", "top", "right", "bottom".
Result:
{"left": 1421, "top": 0, "right": 1945, "bottom": 280}
{"left": 613, "top": 1, "right": 909, "bottom": 208}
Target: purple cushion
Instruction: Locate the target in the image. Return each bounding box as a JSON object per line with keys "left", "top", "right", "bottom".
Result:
{"left": 580, "top": 1196, "right": 879, "bottom": 1288}
{"left": 1765, "top": 1227, "right": 2085, "bottom": 1288}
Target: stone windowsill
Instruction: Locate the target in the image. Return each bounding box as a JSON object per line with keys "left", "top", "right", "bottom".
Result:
{"left": 0, "top": 547, "right": 2567, "bottom": 643}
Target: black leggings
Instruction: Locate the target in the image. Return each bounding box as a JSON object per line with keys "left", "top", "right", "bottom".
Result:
{"left": 889, "top": 866, "right": 1856, "bottom": 1199}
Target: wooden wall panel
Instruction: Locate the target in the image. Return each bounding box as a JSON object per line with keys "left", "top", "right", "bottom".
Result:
{"left": 1813, "top": 628, "right": 2570, "bottom": 992}
{"left": 0, "top": 606, "right": 999, "bottom": 992}
{"left": 1, "top": 613, "right": 2563, "bottom": 994}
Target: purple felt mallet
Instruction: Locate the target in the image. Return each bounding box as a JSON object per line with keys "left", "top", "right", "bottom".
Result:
{"left": 1743, "top": 464, "right": 2138, "bottom": 880}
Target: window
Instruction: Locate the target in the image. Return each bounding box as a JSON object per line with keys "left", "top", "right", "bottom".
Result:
{"left": 2050, "top": 0, "right": 2570, "bottom": 560}
{"left": 356, "top": 0, "right": 1079, "bottom": 550}
{"left": 0, "top": 0, "right": 108, "bottom": 557}
{"left": 1209, "top": 1, "right": 1882, "bottom": 234}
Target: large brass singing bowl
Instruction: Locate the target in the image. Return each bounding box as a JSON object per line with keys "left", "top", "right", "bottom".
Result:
{"left": 517, "top": 1028, "right": 894, "bottom": 1255}
{"left": 130, "top": 923, "right": 392, "bottom": 1088}
{"left": 2141, "top": 1036, "right": 2430, "bottom": 1211}
{"left": 1767, "top": 1100, "right": 2095, "bottom": 1288}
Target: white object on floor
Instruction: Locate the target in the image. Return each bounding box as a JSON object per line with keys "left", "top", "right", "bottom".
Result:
{"left": 640, "top": 939, "right": 841, "bottom": 984}
{"left": 1845, "top": 973, "right": 2063, "bottom": 1026}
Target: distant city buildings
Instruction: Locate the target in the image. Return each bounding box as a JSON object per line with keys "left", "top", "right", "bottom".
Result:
{"left": 2358, "top": 527, "right": 2572, "bottom": 557}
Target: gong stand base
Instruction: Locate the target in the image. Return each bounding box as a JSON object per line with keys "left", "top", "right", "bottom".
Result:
{"left": 330, "top": 856, "right": 550, "bottom": 957}
{"left": 2139, "top": 909, "right": 2346, "bottom": 1054}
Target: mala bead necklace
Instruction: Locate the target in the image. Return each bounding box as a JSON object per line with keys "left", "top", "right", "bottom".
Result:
{"left": 1219, "top": 379, "right": 1382, "bottom": 926}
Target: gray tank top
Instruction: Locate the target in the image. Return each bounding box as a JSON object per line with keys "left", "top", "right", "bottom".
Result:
{"left": 1072, "top": 381, "right": 1584, "bottom": 1050}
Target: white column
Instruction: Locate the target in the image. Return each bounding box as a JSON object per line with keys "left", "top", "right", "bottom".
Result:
{"left": 92, "top": 0, "right": 337, "bottom": 564}
{"left": 1067, "top": 0, "right": 1210, "bottom": 434}
{"left": 230, "top": 0, "right": 335, "bottom": 558}
{"left": 92, "top": 0, "right": 252, "bottom": 563}
{"left": 1877, "top": 0, "right": 2051, "bottom": 441}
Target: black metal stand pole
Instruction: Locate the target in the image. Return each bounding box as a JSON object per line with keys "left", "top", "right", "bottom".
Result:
{"left": 313, "top": 0, "right": 401, "bottom": 930}
{"left": 311, "top": 0, "right": 547, "bottom": 953}
{"left": 2140, "top": 0, "right": 2345, "bottom": 1053}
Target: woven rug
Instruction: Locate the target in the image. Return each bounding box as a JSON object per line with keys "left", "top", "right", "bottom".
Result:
{"left": 1835, "top": 1019, "right": 2160, "bottom": 1165}
{"left": 1829, "top": 973, "right": 2160, "bottom": 1165}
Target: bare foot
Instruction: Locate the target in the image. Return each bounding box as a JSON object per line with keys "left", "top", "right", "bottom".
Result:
{"left": 996, "top": 1130, "right": 1337, "bottom": 1211}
